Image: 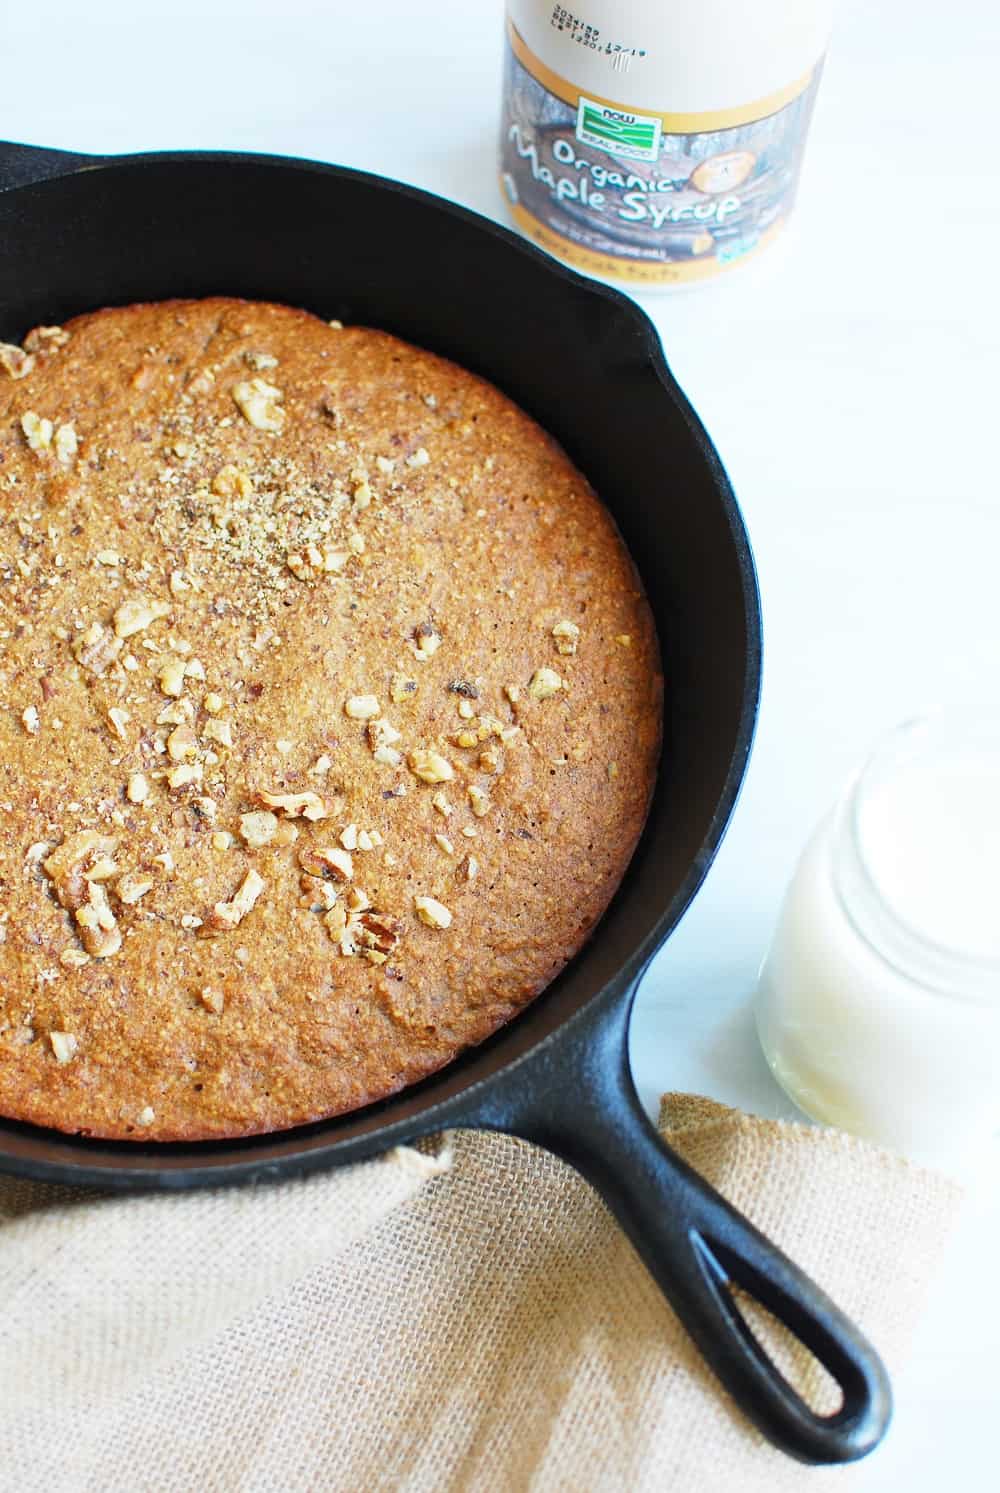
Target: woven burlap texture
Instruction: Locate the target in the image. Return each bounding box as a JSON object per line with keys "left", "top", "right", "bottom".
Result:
{"left": 0, "top": 1095, "right": 958, "bottom": 1493}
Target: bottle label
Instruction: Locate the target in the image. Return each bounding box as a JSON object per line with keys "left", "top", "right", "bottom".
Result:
{"left": 500, "top": 16, "right": 823, "bottom": 286}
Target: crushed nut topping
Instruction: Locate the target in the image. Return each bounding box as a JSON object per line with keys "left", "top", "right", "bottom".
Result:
{"left": 54, "top": 423, "right": 78, "bottom": 465}
{"left": 203, "top": 691, "right": 225, "bottom": 716}
{"left": 615, "top": 634, "right": 633, "bottom": 647}
{"left": 74, "top": 882, "right": 122, "bottom": 958}
{"left": 95, "top": 549, "right": 121, "bottom": 567}
{"left": 21, "top": 704, "right": 40, "bottom": 736}
{"left": 0, "top": 342, "right": 34, "bottom": 379}
{"left": 59, "top": 948, "right": 91, "bottom": 970}
{"left": 20, "top": 411, "right": 53, "bottom": 451}
{"left": 434, "top": 833, "right": 455, "bottom": 855}
{"left": 207, "top": 867, "right": 266, "bottom": 931}
{"left": 24, "top": 325, "right": 70, "bottom": 353}
{"left": 412, "top": 623, "right": 442, "bottom": 660}
{"left": 431, "top": 792, "right": 452, "bottom": 817}
{"left": 198, "top": 986, "right": 225, "bottom": 1014}
{"left": 49, "top": 1031, "right": 79, "bottom": 1065}
{"left": 528, "top": 667, "right": 564, "bottom": 700}
{"left": 408, "top": 748, "right": 454, "bottom": 784}
{"left": 309, "top": 753, "right": 332, "bottom": 776}
{"left": 107, "top": 706, "right": 130, "bottom": 742}
{"left": 212, "top": 830, "right": 235, "bottom": 851}
{"left": 239, "top": 810, "right": 279, "bottom": 848}
{"left": 340, "top": 823, "right": 358, "bottom": 851}
{"left": 113, "top": 596, "right": 171, "bottom": 639}
{"left": 414, "top": 894, "right": 453, "bottom": 929}
{"left": 257, "top": 789, "right": 328, "bottom": 821}
{"left": 202, "top": 717, "right": 233, "bottom": 749}
{"left": 390, "top": 674, "right": 418, "bottom": 704}
{"left": 166, "top": 723, "right": 198, "bottom": 762}
{"left": 468, "top": 785, "right": 490, "bottom": 817}
{"left": 406, "top": 447, "right": 430, "bottom": 468}
{"left": 166, "top": 762, "right": 203, "bottom": 789}
{"left": 373, "top": 745, "right": 402, "bottom": 767}
{"left": 72, "top": 621, "right": 123, "bottom": 677}
{"left": 136, "top": 1106, "right": 156, "bottom": 1128}
{"left": 299, "top": 844, "right": 353, "bottom": 881}
{"left": 503, "top": 683, "right": 520, "bottom": 704}
{"left": 158, "top": 657, "right": 187, "bottom": 697}
{"left": 345, "top": 694, "right": 380, "bottom": 720}
{"left": 116, "top": 873, "right": 154, "bottom": 905}
{"left": 212, "top": 465, "right": 253, "bottom": 499}
{"left": 367, "top": 718, "right": 401, "bottom": 753}
{"left": 552, "top": 619, "right": 580, "bottom": 656}
{"left": 465, "top": 856, "right": 479, "bottom": 880}
{"left": 232, "top": 377, "right": 285, "bottom": 432}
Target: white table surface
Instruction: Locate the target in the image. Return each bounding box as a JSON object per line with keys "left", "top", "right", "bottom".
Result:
{"left": 3, "top": 0, "right": 998, "bottom": 1484}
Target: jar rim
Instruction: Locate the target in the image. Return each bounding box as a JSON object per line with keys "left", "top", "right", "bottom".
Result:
{"left": 832, "top": 713, "right": 1000, "bottom": 1005}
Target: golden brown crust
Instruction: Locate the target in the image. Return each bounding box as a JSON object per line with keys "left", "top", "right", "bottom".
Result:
{"left": 0, "top": 297, "right": 660, "bottom": 1140}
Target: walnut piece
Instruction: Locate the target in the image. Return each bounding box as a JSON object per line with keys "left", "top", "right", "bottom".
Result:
{"left": 212, "top": 464, "right": 253, "bottom": 499}
{"left": 116, "top": 873, "right": 154, "bottom": 905}
{"left": 390, "top": 674, "right": 418, "bottom": 704}
{"left": 232, "top": 377, "right": 285, "bottom": 432}
{"left": 74, "top": 882, "right": 122, "bottom": 958}
{"left": 552, "top": 619, "right": 580, "bottom": 656}
{"left": 21, "top": 704, "right": 40, "bottom": 736}
{"left": 239, "top": 810, "right": 279, "bottom": 848}
{"left": 468, "top": 785, "right": 490, "bottom": 817}
{"left": 414, "top": 894, "right": 453, "bottom": 930}
{"left": 528, "top": 667, "right": 563, "bottom": 700}
{"left": 344, "top": 694, "right": 380, "bottom": 720}
{"left": 158, "top": 657, "right": 187, "bottom": 698}
{"left": 408, "top": 748, "right": 453, "bottom": 784}
{"left": 208, "top": 868, "right": 266, "bottom": 931}
{"left": 0, "top": 342, "right": 34, "bottom": 379}
{"left": 20, "top": 411, "right": 52, "bottom": 451}
{"left": 54, "top": 423, "right": 78, "bottom": 465}
{"left": 49, "top": 1031, "right": 79, "bottom": 1065}
{"left": 257, "top": 789, "right": 328, "bottom": 821}
{"left": 198, "top": 986, "right": 225, "bottom": 1015}
{"left": 412, "top": 623, "right": 441, "bottom": 660}
{"left": 114, "top": 596, "right": 171, "bottom": 639}
{"left": 166, "top": 723, "right": 198, "bottom": 762}
{"left": 24, "top": 325, "right": 70, "bottom": 353}
{"left": 203, "top": 717, "right": 233, "bottom": 749}
{"left": 72, "top": 622, "right": 124, "bottom": 677}
{"left": 298, "top": 844, "right": 353, "bottom": 881}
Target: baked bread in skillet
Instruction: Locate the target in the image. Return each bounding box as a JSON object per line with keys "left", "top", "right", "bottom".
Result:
{"left": 0, "top": 298, "right": 660, "bottom": 1140}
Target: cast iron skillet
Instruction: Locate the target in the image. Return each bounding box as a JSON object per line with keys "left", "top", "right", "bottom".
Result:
{"left": 0, "top": 142, "right": 890, "bottom": 1464}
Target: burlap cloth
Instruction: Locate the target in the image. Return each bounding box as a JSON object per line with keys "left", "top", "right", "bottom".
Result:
{"left": 0, "top": 1095, "right": 959, "bottom": 1492}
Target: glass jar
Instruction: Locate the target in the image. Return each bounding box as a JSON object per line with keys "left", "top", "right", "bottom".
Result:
{"left": 756, "top": 715, "right": 1000, "bottom": 1171}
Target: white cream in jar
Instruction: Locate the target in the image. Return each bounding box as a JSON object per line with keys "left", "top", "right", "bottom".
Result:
{"left": 756, "top": 716, "right": 1000, "bottom": 1171}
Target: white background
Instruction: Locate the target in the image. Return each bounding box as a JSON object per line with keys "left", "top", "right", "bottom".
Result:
{"left": 2, "top": 0, "right": 998, "bottom": 1485}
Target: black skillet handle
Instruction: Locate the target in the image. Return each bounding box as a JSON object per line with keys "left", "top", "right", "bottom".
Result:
{"left": 0, "top": 141, "right": 93, "bottom": 194}
{"left": 490, "top": 990, "right": 892, "bottom": 1465}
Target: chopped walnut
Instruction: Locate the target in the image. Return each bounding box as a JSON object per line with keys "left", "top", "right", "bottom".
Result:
{"left": 375, "top": 454, "right": 395, "bottom": 474}
{"left": 408, "top": 748, "right": 454, "bottom": 784}
{"left": 457, "top": 699, "right": 475, "bottom": 720}
{"left": 552, "top": 619, "right": 580, "bottom": 656}
{"left": 309, "top": 753, "right": 332, "bottom": 776}
{"left": 239, "top": 810, "right": 278, "bottom": 848}
{"left": 528, "top": 667, "right": 564, "bottom": 700}
{"left": 298, "top": 844, "right": 353, "bottom": 881}
{"left": 114, "top": 596, "right": 171, "bottom": 638}
{"left": 157, "top": 700, "right": 192, "bottom": 726}
{"left": 257, "top": 789, "right": 328, "bottom": 821}
{"left": 465, "top": 856, "right": 479, "bottom": 880}
{"left": 390, "top": 674, "right": 418, "bottom": 704}
{"left": 615, "top": 634, "right": 633, "bottom": 647}
{"left": 21, "top": 704, "right": 40, "bottom": 736}
{"left": 95, "top": 549, "right": 121, "bottom": 567}
{"left": 106, "top": 706, "right": 130, "bottom": 742}
{"left": 166, "top": 762, "right": 202, "bottom": 789}
{"left": 59, "top": 947, "right": 91, "bottom": 970}
{"left": 468, "top": 785, "right": 490, "bottom": 817}
{"left": 434, "top": 832, "right": 455, "bottom": 855}
{"left": 232, "top": 377, "right": 285, "bottom": 432}
{"left": 24, "top": 325, "right": 70, "bottom": 353}
{"left": 203, "top": 717, "right": 233, "bottom": 749}
{"left": 136, "top": 1106, "right": 156, "bottom": 1128}
{"left": 353, "top": 480, "right": 372, "bottom": 510}
{"left": 504, "top": 683, "right": 520, "bottom": 705}
{"left": 212, "top": 830, "right": 234, "bottom": 851}
{"left": 454, "top": 730, "right": 478, "bottom": 749}
{"left": 20, "top": 411, "right": 53, "bottom": 451}
{"left": 75, "top": 882, "right": 122, "bottom": 958}
{"left": 43, "top": 831, "right": 119, "bottom": 917}
{"left": 72, "top": 622, "right": 123, "bottom": 677}
{"left": 0, "top": 342, "right": 34, "bottom": 379}
{"left": 414, "top": 894, "right": 452, "bottom": 930}
{"left": 54, "top": 423, "right": 78, "bottom": 465}
{"left": 412, "top": 623, "right": 441, "bottom": 660}
{"left": 208, "top": 867, "right": 266, "bottom": 930}
{"left": 166, "top": 723, "right": 198, "bottom": 762}
{"left": 406, "top": 447, "right": 430, "bottom": 468}
{"left": 203, "top": 692, "right": 225, "bottom": 715}
{"left": 158, "top": 657, "right": 187, "bottom": 697}
{"left": 357, "top": 829, "right": 379, "bottom": 851}
{"left": 373, "top": 745, "right": 402, "bottom": 767}
{"left": 344, "top": 693, "right": 381, "bottom": 720}
{"left": 479, "top": 748, "right": 501, "bottom": 774}
{"left": 432, "top": 792, "right": 452, "bottom": 817}
{"left": 355, "top": 910, "right": 402, "bottom": 956}
{"left": 211, "top": 465, "right": 253, "bottom": 498}
{"left": 169, "top": 568, "right": 193, "bottom": 597}
{"left": 198, "top": 986, "right": 225, "bottom": 1015}
{"left": 340, "top": 823, "right": 358, "bottom": 851}
{"left": 49, "top": 1031, "right": 79, "bottom": 1065}
{"left": 116, "top": 872, "right": 154, "bottom": 905}
{"left": 367, "top": 718, "right": 401, "bottom": 753}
